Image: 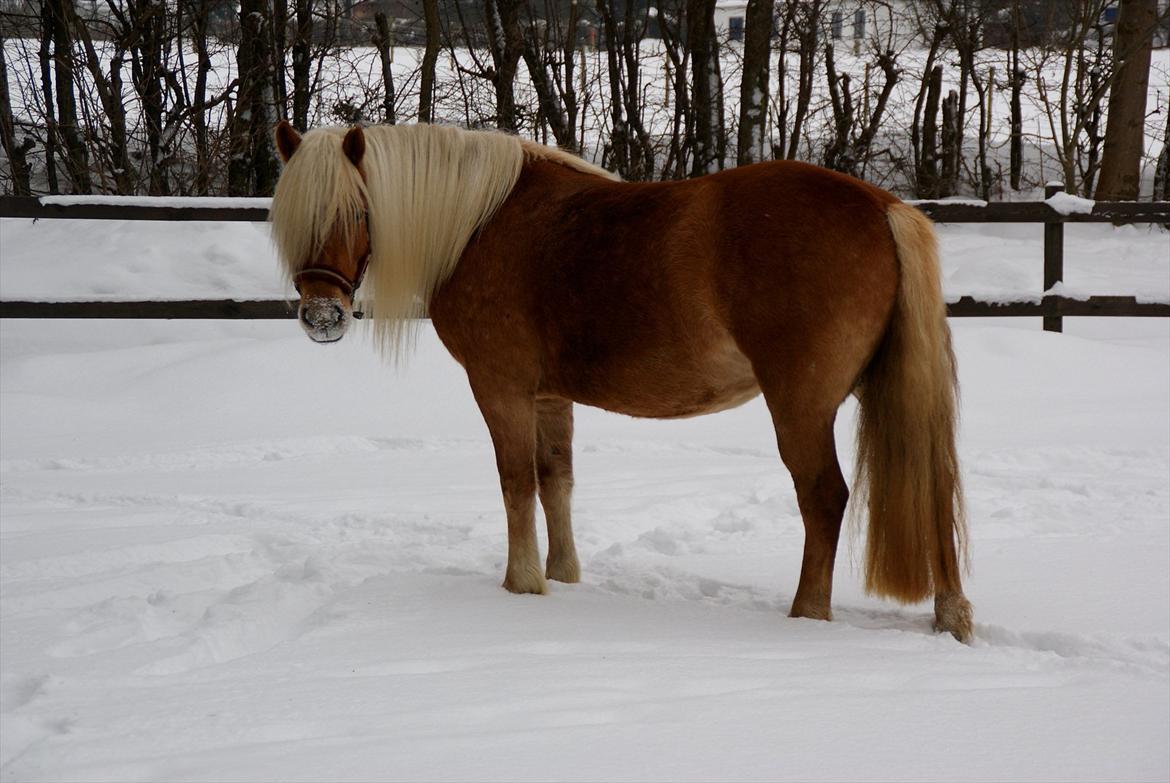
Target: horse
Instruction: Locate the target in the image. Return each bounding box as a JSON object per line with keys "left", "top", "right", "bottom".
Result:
{"left": 268, "top": 120, "right": 973, "bottom": 643}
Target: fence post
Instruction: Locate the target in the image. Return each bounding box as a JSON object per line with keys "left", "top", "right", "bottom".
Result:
{"left": 1043, "top": 182, "right": 1065, "bottom": 333}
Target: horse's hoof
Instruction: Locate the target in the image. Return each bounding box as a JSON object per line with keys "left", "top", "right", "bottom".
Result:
{"left": 789, "top": 589, "right": 832, "bottom": 622}
{"left": 545, "top": 557, "right": 580, "bottom": 584}
{"left": 934, "top": 591, "right": 974, "bottom": 644}
{"left": 503, "top": 566, "right": 548, "bottom": 595}
{"left": 788, "top": 604, "right": 832, "bottom": 622}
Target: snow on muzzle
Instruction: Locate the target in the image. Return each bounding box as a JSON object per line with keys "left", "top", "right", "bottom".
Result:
{"left": 298, "top": 295, "right": 351, "bottom": 343}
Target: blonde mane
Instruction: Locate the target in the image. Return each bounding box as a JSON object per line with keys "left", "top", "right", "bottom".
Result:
{"left": 270, "top": 123, "right": 617, "bottom": 357}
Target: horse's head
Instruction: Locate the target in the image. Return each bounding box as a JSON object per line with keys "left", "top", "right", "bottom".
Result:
{"left": 272, "top": 121, "right": 370, "bottom": 344}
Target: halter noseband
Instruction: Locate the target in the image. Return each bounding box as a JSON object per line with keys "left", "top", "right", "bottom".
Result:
{"left": 292, "top": 216, "right": 371, "bottom": 319}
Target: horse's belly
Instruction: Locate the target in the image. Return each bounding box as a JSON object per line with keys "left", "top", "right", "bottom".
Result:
{"left": 566, "top": 335, "right": 762, "bottom": 420}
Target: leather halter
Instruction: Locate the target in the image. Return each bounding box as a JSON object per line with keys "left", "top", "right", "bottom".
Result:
{"left": 292, "top": 217, "right": 371, "bottom": 319}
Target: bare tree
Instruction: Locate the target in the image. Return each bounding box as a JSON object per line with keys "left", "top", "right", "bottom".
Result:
{"left": 1006, "top": 0, "right": 1025, "bottom": 190}
{"left": 781, "top": 0, "right": 825, "bottom": 161}
{"left": 228, "top": 0, "right": 279, "bottom": 195}
{"left": 1154, "top": 108, "right": 1170, "bottom": 201}
{"left": 923, "top": 0, "right": 994, "bottom": 198}
{"left": 186, "top": 0, "right": 217, "bottom": 193}
{"left": 47, "top": 0, "right": 91, "bottom": 192}
{"left": 373, "top": 13, "right": 398, "bottom": 124}
{"left": 0, "top": 40, "right": 34, "bottom": 195}
{"left": 519, "top": 0, "right": 574, "bottom": 149}
{"left": 1096, "top": 0, "right": 1158, "bottom": 199}
{"left": 736, "top": 0, "right": 774, "bottom": 165}
{"left": 484, "top": 0, "right": 524, "bottom": 130}
{"left": 823, "top": 44, "right": 899, "bottom": 179}
{"left": 59, "top": 1, "right": 134, "bottom": 194}
{"left": 419, "top": 0, "right": 441, "bottom": 122}
{"left": 596, "top": 0, "right": 654, "bottom": 177}
{"left": 909, "top": 15, "right": 946, "bottom": 197}
{"left": 37, "top": 0, "right": 60, "bottom": 192}
{"left": 940, "top": 88, "right": 959, "bottom": 196}
{"left": 687, "top": 0, "right": 722, "bottom": 174}
{"left": 1014, "top": 1, "right": 1120, "bottom": 195}
{"left": 129, "top": 0, "right": 170, "bottom": 195}
{"left": 657, "top": 0, "right": 692, "bottom": 178}
{"left": 290, "top": 0, "right": 314, "bottom": 130}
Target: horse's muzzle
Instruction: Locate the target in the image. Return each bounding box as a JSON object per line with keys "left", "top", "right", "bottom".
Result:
{"left": 299, "top": 296, "right": 350, "bottom": 343}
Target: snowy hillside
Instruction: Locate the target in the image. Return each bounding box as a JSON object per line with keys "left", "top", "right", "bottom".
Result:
{"left": 1, "top": 216, "right": 1168, "bottom": 780}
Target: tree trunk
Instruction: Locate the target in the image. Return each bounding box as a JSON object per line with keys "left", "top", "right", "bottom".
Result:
{"left": 560, "top": 0, "right": 582, "bottom": 150}
{"left": 596, "top": 0, "right": 630, "bottom": 175}
{"left": 484, "top": 0, "right": 523, "bottom": 131}
{"left": 940, "top": 90, "right": 958, "bottom": 198}
{"left": 910, "top": 22, "right": 944, "bottom": 184}
{"left": 618, "top": 0, "right": 654, "bottom": 178}
{"left": 1153, "top": 107, "right": 1170, "bottom": 201}
{"left": 271, "top": 0, "right": 288, "bottom": 117}
{"left": 520, "top": 23, "right": 572, "bottom": 148}
{"left": 687, "top": 0, "right": 720, "bottom": 175}
{"left": 48, "top": 0, "right": 90, "bottom": 192}
{"left": 418, "top": 0, "right": 440, "bottom": 123}
{"left": 785, "top": 2, "right": 822, "bottom": 161}
{"left": 228, "top": 0, "right": 278, "bottom": 196}
{"left": 736, "top": 0, "right": 774, "bottom": 165}
{"left": 657, "top": 0, "right": 691, "bottom": 179}
{"left": 38, "top": 0, "right": 59, "bottom": 193}
{"left": 130, "top": 0, "right": 169, "bottom": 195}
{"left": 373, "top": 13, "right": 397, "bottom": 124}
{"left": 190, "top": 0, "right": 213, "bottom": 193}
{"left": 1009, "top": 2, "right": 1024, "bottom": 190}
{"left": 823, "top": 42, "right": 853, "bottom": 174}
{"left": 918, "top": 65, "right": 942, "bottom": 198}
{"left": 771, "top": 4, "right": 794, "bottom": 159}
{"left": 1095, "top": 0, "right": 1156, "bottom": 200}
{"left": 291, "top": 0, "right": 312, "bottom": 130}
{"left": 63, "top": 1, "right": 134, "bottom": 194}
{"left": 0, "top": 41, "right": 34, "bottom": 195}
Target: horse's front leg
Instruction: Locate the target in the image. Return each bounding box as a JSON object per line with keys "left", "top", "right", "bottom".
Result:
{"left": 472, "top": 383, "right": 547, "bottom": 595}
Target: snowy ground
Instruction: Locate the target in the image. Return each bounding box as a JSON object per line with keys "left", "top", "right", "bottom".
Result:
{"left": 1, "top": 218, "right": 1168, "bottom": 781}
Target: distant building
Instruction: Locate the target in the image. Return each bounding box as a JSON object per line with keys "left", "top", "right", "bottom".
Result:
{"left": 824, "top": 1, "right": 921, "bottom": 51}
{"left": 711, "top": 0, "right": 1170, "bottom": 52}
{"left": 348, "top": 0, "right": 423, "bottom": 25}
{"left": 713, "top": 1, "right": 923, "bottom": 50}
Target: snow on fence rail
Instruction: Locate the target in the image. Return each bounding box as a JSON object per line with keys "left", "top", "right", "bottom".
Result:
{"left": 1, "top": 192, "right": 1168, "bottom": 330}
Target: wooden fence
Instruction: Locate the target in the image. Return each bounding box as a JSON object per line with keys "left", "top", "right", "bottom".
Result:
{"left": 2, "top": 188, "right": 1168, "bottom": 332}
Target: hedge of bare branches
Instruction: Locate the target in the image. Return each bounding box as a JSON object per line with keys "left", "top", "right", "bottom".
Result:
{"left": 1, "top": 0, "right": 1167, "bottom": 199}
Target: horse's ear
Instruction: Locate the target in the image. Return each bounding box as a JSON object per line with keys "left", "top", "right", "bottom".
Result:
{"left": 342, "top": 126, "right": 366, "bottom": 168}
{"left": 274, "top": 120, "right": 301, "bottom": 163}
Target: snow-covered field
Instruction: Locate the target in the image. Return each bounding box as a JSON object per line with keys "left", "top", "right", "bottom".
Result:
{"left": 1, "top": 216, "right": 1168, "bottom": 780}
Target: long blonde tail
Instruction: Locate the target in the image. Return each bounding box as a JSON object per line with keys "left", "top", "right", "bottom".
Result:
{"left": 855, "top": 202, "right": 966, "bottom": 603}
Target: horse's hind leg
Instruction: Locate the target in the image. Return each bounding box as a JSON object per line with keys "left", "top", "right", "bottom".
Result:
{"left": 471, "top": 383, "right": 547, "bottom": 595}
{"left": 536, "top": 397, "right": 580, "bottom": 583}
{"left": 934, "top": 539, "right": 973, "bottom": 641}
{"left": 762, "top": 394, "right": 849, "bottom": 622}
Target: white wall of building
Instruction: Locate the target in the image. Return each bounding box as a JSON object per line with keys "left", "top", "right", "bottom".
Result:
{"left": 713, "top": 0, "right": 924, "bottom": 51}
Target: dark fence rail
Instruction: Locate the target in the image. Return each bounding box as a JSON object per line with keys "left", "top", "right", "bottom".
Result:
{"left": 0, "top": 300, "right": 297, "bottom": 319}
{"left": 0, "top": 197, "right": 271, "bottom": 223}
{"left": 2, "top": 192, "right": 1167, "bottom": 328}
{"left": 4, "top": 195, "right": 1169, "bottom": 224}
